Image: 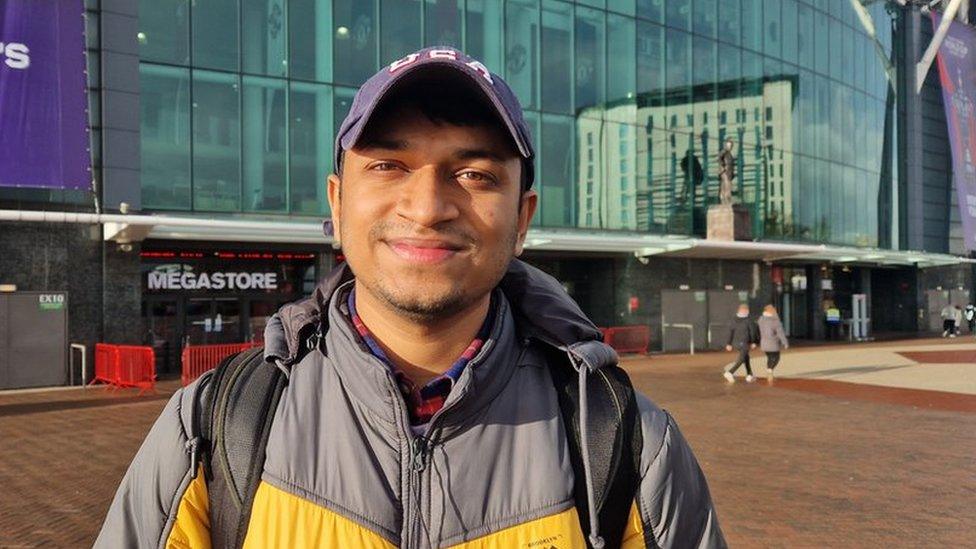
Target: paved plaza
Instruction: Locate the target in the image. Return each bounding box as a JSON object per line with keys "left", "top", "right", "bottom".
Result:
{"left": 1, "top": 337, "right": 973, "bottom": 547}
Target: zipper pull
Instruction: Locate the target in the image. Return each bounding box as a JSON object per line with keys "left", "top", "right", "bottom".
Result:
{"left": 306, "top": 326, "right": 323, "bottom": 351}
{"left": 411, "top": 436, "right": 430, "bottom": 472}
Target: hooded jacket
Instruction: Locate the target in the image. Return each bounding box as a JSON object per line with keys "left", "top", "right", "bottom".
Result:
{"left": 726, "top": 316, "right": 759, "bottom": 349}
{"left": 757, "top": 315, "right": 788, "bottom": 353}
{"left": 96, "top": 260, "right": 724, "bottom": 548}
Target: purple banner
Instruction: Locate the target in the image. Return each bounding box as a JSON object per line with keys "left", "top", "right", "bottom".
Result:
{"left": 932, "top": 12, "right": 976, "bottom": 251}
{"left": 0, "top": 0, "right": 90, "bottom": 190}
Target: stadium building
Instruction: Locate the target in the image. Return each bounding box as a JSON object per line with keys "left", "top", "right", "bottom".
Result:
{"left": 2, "top": 0, "right": 975, "bottom": 385}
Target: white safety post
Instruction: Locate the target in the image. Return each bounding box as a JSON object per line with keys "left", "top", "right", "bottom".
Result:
{"left": 70, "top": 343, "right": 87, "bottom": 387}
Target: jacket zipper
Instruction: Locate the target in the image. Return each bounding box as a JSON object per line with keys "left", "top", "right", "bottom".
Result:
{"left": 396, "top": 332, "right": 498, "bottom": 547}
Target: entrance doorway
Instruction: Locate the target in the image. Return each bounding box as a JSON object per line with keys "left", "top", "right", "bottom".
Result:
{"left": 186, "top": 298, "right": 242, "bottom": 345}
{"left": 142, "top": 298, "right": 180, "bottom": 375}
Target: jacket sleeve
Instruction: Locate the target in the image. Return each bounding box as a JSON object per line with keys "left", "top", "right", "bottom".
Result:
{"left": 632, "top": 392, "right": 726, "bottom": 548}
{"left": 94, "top": 384, "right": 208, "bottom": 548}
{"left": 776, "top": 321, "right": 789, "bottom": 348}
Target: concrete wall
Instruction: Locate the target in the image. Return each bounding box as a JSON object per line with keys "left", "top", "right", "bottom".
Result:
{"left": 0, "top": 222, "right": 143, "bottom": 380}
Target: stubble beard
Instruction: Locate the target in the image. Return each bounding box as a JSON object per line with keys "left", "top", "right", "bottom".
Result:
{"left": 346, "top": 220, "right": 520, "bottom": 323}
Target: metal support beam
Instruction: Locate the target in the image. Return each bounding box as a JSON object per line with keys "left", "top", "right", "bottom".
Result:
{"left": 916, "top": 0, "right": 964, "bottom": 93}
{"left": 850, "top": 0, "right": 899, "bottom": 94}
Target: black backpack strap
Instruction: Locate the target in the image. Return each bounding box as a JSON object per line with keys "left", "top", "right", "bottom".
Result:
{"left": 546, "top": 347, "right": 644, "bottom": 548}
{"left": 189, "top": 347, "right": 288, "bottom": 549}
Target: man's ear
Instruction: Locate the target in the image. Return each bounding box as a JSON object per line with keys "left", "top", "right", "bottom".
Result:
{"left": 327, "top": 173, "right": 342, "bottom": 245}
{"left": 513, "top": 189, "right": 538, "bottom": 256}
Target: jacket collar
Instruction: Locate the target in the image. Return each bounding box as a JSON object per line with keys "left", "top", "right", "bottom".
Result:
{"left": 263, "top": 258, "right": 618, "bottom": 374}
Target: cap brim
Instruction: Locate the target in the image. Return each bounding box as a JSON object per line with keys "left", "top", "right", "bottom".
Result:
{"left": 336, "top": 60, "right": 533, "bottom": 173}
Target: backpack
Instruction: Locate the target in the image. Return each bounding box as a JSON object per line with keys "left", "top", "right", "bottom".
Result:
{"left": 187, "top": 340, "right": 643, "bottom": 549}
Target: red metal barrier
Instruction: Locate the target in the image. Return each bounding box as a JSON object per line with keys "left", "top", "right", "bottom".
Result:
{"left": 181, "top": 342, "right": 261, "bottom": 386}
{"left": 601, "top": 325, "right": 651, "bottom": 354}
{"left": 90, "top": 343, "right": 156, "bottom": 394}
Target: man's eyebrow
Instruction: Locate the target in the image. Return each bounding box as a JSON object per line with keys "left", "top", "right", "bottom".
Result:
{"left": 360, "top": 138, "right": 409, "bottom": 151}
{"left": 453, "top": 148, "right": 509, "bottom": 162}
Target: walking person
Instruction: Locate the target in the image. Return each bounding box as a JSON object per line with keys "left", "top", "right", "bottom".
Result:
{"left": 953, "top": 305, "right": 964, "bottom": 337}
{"left": 758, "top": 305, "right": 789, "bottom": 384}
{"left": 724, "top": 304, "right": 759, "bottom": 383}
{"left": 941, "top": 302, "right": 957, "bottom": 337}
{"left": 964, "top": 303, "right": 976, "bottom": 335}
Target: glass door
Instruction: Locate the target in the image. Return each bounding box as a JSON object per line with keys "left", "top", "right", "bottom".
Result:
{"left": 142, "top": 298, "right": 180, "bottom": 374}
{"left": 185, "top": 298, "right": 242, "bottom": 345}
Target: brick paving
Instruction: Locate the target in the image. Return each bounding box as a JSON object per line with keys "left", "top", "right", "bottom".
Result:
{"left": 1, "top": 344, "right": 974, "bottom": 547}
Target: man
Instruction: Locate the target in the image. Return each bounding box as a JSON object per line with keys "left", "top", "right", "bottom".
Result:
{"left": 941, "top": 302, "right": 957, "bottom": 338}
{"left": 97, "top": 48, "right": 723, "bottom": 548}
{"left": 964, "top": 303, "right": 975, "bottom": 335}
{"left": 724, "top": 304, "right": 759, "bottom": 383}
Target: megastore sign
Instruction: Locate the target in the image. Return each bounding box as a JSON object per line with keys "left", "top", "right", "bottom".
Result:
{"left": 147, "top": 271, "right": 279, "bottom": 291}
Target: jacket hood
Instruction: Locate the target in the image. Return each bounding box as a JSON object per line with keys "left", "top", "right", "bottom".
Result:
{"left": 263, "top": 258, "right": 616, "bottom": 372}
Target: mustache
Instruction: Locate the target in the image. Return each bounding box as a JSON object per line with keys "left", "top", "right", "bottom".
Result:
{"left": 367, "top": 221, "right": 476, "bottom": 247}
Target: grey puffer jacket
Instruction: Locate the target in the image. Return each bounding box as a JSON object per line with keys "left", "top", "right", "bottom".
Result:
{"left": 96, "top": 259, "right": 725, "bottom": 548}
{"left": 757, "top": 315, "right": 789, "bottom": 353}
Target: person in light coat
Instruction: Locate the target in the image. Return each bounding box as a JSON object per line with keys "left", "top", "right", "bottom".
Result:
{"left": 758, "top": 304, "right": 789, "bottom": 383}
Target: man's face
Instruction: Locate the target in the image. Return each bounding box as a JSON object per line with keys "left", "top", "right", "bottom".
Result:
{"left": 328, "top": 108, "right": 537, "bottom": 321}
{"left": 725, "top": 140, "right": 733, "bottom": 151}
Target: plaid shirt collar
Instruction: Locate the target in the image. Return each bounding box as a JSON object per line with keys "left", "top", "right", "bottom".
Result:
{"left": 346, "top": 289, "right": 496, "bottom": 426}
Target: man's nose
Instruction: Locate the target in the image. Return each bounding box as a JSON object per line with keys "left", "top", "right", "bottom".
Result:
{"left": 395, "top": 167, "right": 460, "bottom": 227}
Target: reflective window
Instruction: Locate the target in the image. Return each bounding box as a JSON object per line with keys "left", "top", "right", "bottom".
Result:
{"left": 740, "top": 0, "right": 762, "bottom": 53}
{"left": 505, "top": 0, "right": 539, "bottom": 110}
{"left": 797, "top": 2, "right": 814, "bottom": 69}
{"left": 717, "top": 0, "right": 741, "bottom": 47}
{"left": 242, "top": 76, "right": 287, "bottom": 212}
{"left": 608, "top": 0, "right": 635, "bottom": 17}
{"left": 138, "top": 0, "right": 189, "bottom": 64}
{"left": 665, "top": 0, "right": 690, "bottom": 32}
{"left": 607, "top": 14, "right": 636, "bottom": 104}
{"left": 576, "top": 7, "right": 606, "bottom": 110}
{"left": 781, "top": 0, "right": 797, "bottom": 64}
{"left": 192, "top": 70, "right": 241, "bottom": 212}
{"left": 636, "top": 0, "right": 663, "bottom": 23}
{"left": 763, "top": 0, "right": 780, "bottom": 59}
{"left": 541, "top": 1, "right": 573, "bottom": 114}
{"left": 425, "top": 0, "right": 462, "bottom": 48}
{"left": 131, "top": 0, "right": 895, "bottom": 243}
{"left": 243, "top": 0, "right": 287, "bottom": 76}
{"left": 637, "top": 21, "right": 664, "bottom": 106}
{"left": 140, "top": 64, "right": 191, "bottom": 209}
{"left": 693, "top": 0, "right": 717, "bottom": 38}
{"left": 333, "top": 0, "right": 378, "bottom": 86}
{"left": 541, "top": 114, "right": 576, "bottom": 226}
{"left": 192, "top": 0, "right": 239, "bottom": 71}
{"left": 381, "top": 0, "right": 422, "bottom": 64}
{"left": 289, "top": 0, "right": 333, "bottom": 82}
{"left": 289, "top": 82, "right": 332, "bottom": 215}
{"left": 466, "top": 0, "right": 504, "bottom": 72}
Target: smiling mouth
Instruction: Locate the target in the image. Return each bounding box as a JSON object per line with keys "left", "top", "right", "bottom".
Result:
{"left": 386, "top": 239, "right": 465, "bottom": 264}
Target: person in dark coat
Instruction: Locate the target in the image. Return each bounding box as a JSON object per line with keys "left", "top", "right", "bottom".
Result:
{"left": 724, "top": 304, "right": 759, "bottom": 383}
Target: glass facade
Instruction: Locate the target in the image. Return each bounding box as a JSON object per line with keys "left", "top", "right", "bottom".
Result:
{"left": 138, "top": 0, "right": 896, "bottom": 247}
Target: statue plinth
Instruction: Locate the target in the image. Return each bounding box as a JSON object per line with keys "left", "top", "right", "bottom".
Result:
{"left": 706, "top": 204, "right": 751, "bottom": 241}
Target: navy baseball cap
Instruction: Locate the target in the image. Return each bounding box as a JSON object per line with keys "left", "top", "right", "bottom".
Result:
{"left": 334, "top": 47, "right": 535, "bottom": 188}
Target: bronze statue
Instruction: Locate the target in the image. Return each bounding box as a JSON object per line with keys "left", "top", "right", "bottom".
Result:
{"left": 718, "top": 137, "right": 736, "bottom": 206}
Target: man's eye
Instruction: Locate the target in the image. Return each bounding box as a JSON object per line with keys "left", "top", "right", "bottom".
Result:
{"left": 457, "top": 171, "right": 495, "bottom": 184}
{"left": 370, "top": 162, "right": 402, "bottom": 171}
